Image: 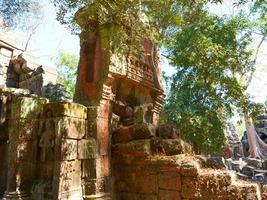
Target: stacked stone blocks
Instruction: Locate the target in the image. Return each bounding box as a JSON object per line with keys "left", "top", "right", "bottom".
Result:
{"left": 112, "top": 139, "right": 262, "bottom": 200}
{"left": 3, "top": 97, "right": 47, "bottom": 199}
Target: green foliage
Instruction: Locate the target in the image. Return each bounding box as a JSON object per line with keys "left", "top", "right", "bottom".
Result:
{"left": 164, "top": 11, "right": 254, "bottom": 153}
{"left": 52, "top": 0, "right": 223, "bottom": 53}
{"left": 252, "top": 0, "right": 267, "bottom": 36}
{"left": 55, "top": 51, "right": 79, "bottom": 99}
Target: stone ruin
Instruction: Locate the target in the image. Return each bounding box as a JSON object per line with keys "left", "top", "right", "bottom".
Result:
{"left": 1, "top": 8, "right": 267, "bottom": 200}
{"left": 221, "top": 108, "right": 267, "bottom": 187}
{"left": 0, "top": 33, "right": 58, "bottom": 94}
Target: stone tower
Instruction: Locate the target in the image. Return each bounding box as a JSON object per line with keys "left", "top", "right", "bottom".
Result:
{"left": 74, "top": 6, "right": 165, "bottom": 199}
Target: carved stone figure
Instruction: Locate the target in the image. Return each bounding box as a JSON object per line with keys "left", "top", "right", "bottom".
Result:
{"left": 39, "top": 119, "right": 55, "bottom": 162}
{"left": 38, "top": 110, "right": 55, "bottom": 181}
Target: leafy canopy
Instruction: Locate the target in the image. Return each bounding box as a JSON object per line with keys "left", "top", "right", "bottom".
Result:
{"left": 164, "top": 12, "right": 253, "bottom": 153}
{"left": 0, "top": 0, "right": 42, "bottom": 30}
{"left": 55, "top": 51, "right": 79, "bottom": 99}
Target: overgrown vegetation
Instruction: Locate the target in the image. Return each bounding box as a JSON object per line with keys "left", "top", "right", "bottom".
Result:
{"left": 54, "top": 51, "right": 78, "bottom": 99}
{"left": 1, "top": 0, "right": 266, "bottom": 153}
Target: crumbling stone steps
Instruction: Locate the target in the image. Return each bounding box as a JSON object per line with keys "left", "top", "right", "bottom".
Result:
{"left": 181, "top": 159, "right": 261, "bottom": 200}
{"left": 112, "top": 139, "right": 263, "bottom": 200}
{"left": 183, "top": 170, "right": 261, "bottom": 199}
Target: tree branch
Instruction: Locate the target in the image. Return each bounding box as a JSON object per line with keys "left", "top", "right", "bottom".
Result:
{"left": 244, "top": 35, "right": 266, "bottom": 90}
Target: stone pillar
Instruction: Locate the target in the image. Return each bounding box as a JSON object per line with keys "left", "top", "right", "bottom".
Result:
{"left": 3, "top": 97, "right": 47, "bottom": 200}
{"left": 40, "top": 102, "right": 86, "bottom": 200}
{"left": 82, "top": 101, "right": 112, "bottom": 200}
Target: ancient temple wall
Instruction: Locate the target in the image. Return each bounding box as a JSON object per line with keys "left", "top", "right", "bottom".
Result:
{"left": 112, "top": 139, "right": 262, "bottom": 200}
{"left": 3, "top": 97, "right": 47, "bottom": 199}
{"left": 35, "top": 102, "right": 87, "bottom": 200}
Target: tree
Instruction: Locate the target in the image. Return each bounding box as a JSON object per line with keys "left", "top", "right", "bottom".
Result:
{"left": 54, "top": 51, "right": 79, "bottom": 99}
{"left": 0, "top": 0, "right": 44, "bottom": 51}
{"left": 0, "top": 0, "right": 42, "bottom": 30}
{"left": 164, "top": 11, "right": 254, "bottom": 153}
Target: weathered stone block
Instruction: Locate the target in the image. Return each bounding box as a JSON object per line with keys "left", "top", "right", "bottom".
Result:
{"left": 129, "top": 174, "right": 157, "bottom": 194}
{"left": 9, "top": 119, "right": 39, "bottom": 141}
{"left": 58, "top": 117, "right": 86, "bottom": 139}
{"left": 57, "top": 189, "right": 83, "bottom": 200}
{"left": 87, "top": 107, "right": 98, "bottom": 120}
{"left": 159, "top": 190, "right": 181, "bottom": 200}
{"left": 112, "top": 124, "right": 155, "bottom": 144}
{"left": 160, "top": 166, "right": 181, "bottom": 174}
{"left": 158, "top": 173, "right": 181, "bottom": 191}
{"left": 59, "top": 139, "right": 77, "bottom": 161}
{"left": 152, "top": 139, "right": 187, "bottom": 156}
{"left": 78, "top": 139, "right": 97, "bottom": 159}
{"left": 44, "top": 102, "right": 87, "bottom": 119}
{"left": 116, "top": 173, "right": 157, "bottom": 194}
{"left": 55, "top": 160, "right": 82, "bottom": 194}
{"left": 82, "top": 159, "right": 97, "bottom": 179}
{"left": 203, "top": 156, "right": 227, "bottom": 169}
{"left": 82, "top": 178, "right": 105, "bottom": 196}
{"left": 87, "top": 120, "right": 97, "bottom": 138}
{"left": 11, "top": 97, "right": 47, "bottom": 119}
{"left": 181, "top": 176, "right": 200, "bottom": 199}
{"left": 180, "top": 160, "right": 199, "bottom": 177}
{"left": 112, "top": 140, "right": 151, "bottom": 157}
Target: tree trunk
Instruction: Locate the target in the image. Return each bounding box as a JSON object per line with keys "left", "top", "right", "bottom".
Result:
{"left": 244, "top": 115, "right": 267, "bottom": 159}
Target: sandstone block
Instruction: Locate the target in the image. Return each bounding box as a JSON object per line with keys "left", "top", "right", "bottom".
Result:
{"left": 112, "top": 140, "right": 151, "bottom": 157}
{"left": 87, "top": 120, "right": 97, "bottom": 138}
{"left": 152, "top": 139, "right": 186, "bottom": 156}
{"left": 159, "top": 190, "right": 181, "bottom": 200}
{"left": 158, "top": 173, "right": 181, "bottom": 191}
{"left": 116, "top": 174, "right": 157, "bottom": 194}
{"left": 87, "top": 106, "right": 98, "bottom": 120}
{"left": 44, "top": 102, "right": 87, "bottom": 119}
{"left": 112, "top": 124, "right": 155, "bottom": 144}
{"left": 130, "top": 174, "right": 157, "bottom": 194}
{"left": 9, "top": 119, "right": 39, "bottom": 140}
{"left": 181, "top": 160, "right": 199, "bottom": 177}
{"left": 58, "top": 117, "right": 86, "bottom": 139}
{"left": 181, "top": 176, "right": 200, "bottom": 199}
{"left": 78, "top": 139, "right": 97, "bottom": 159}
{"left": 11, "top": 97, "right": 47, "bottom": 119}
{"left": 55, "top": 160, "right": 82, "bottom": 193}
{"left": 82, "top": 178, "right": 105, "bottom": 196}
{"left": 59, "top": 139, "right": 77, "bottom": 161}
{"left": 81, "top": 159, "right": 97, "bottom": 179}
